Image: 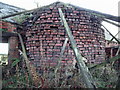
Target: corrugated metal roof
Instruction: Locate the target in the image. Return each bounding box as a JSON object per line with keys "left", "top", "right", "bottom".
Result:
{"left": 0, "top": 2, "right": 25, "bottom": 22}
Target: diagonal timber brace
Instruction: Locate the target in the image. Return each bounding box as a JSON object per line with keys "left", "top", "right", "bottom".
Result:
{"left": 58, "top": 8, "right": 96, "bottom": 88}
{"left": 54, "top": 38, "right": 68, "bottom": 73}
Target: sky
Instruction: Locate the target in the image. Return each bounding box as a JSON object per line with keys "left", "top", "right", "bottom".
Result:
{"left": 0, "top": 0, "right": 118, "bottom": 16}
{"left": 0, "top": 0, "right": 119, "bottom": 54}
{"left": 0, "top": 0, "right": 119, "bottom": 36}
{"left": 0, "top": 43, "right": 8, "bottom": 54}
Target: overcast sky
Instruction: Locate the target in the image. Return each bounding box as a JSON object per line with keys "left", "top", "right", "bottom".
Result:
{"left": 0, "top": 0, "right": 119, "bottom": 16}
{"left": 0, "top": 0, "right": 119, "bottom": 54}
{"left": 0, "top": 43, "right": 8, "bottom": 54}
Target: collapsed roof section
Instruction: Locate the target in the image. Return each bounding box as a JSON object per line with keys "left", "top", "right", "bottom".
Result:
{"left": 0, "top": 2, "right": 25, "bottom": 22}
{"left": 1, "top": 1, "right": 119, "bottom": 23}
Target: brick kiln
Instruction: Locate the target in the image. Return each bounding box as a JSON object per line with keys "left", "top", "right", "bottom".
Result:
{"left": 23, "top": 2, "right": 105, "bottom": 70}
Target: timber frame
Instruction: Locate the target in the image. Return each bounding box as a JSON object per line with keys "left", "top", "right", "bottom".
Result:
{"left": 0, "top": 1, "right": 120, "bottom": 23}
{"left": 0, "top": 1, "right": 120, "bottom": 88}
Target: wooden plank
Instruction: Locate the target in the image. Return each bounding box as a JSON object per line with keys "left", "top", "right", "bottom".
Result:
{"left": 111, "top": 48, "right": 113, "bottom": 58}
{"left": 89, "top": 55, "right": 120, "bottom": 70}
{"left": 54, "top": 38, "right": 68, "bottom": 73}
{"left": 110, "top": 31, "right": 120, "bottom": 42}
{"left": 1, "top": 2, "right": 120, "bottom": 23}
{"left": 104, "top": 19, "right": 120, "bottom": 27}
{"left": 115, "top": 46, "right": 120, "bottom": 56}
{"left": 58, "top": 8, "right": 96, "bottom": 88}
{"left": 101, "top": 24, "right": 120, "bottom": 44}
{"left": 0, "top": 9, "right": 35, "bottom": 19}
{"left": 18, "top": 33, "right": 44, "bottom": 87}
{"left": 17, "top": 33, "right": 33, "bottom": 83}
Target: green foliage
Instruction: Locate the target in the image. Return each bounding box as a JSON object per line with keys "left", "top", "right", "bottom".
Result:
{"left": 91, "top": 65, "right": 118, "bottom": 88}
{"left": 13, "top": 14, "right": 31, "bottom": 24}
{"left": 0, "top": 54, "right": 8, "bottom": 65}
{"left": 2, "top": 74, "right": 28, "bottom": 88}
{"left": 109, "top": 55, "right": 120, "bottom": 63}
{"left": 11, "top": 58, "right": 20, "bottom": 67}
{"left": 89, "top": 55, "right": 120, "bottom": 70}
{"left": 0, "top": 28, "right": 7, "bottom": 31}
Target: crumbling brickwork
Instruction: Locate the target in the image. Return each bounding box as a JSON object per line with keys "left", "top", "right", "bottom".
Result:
{"left": 0, "top": 20, "right": 16, "bottom": 32}
{"left": 23, "top": 2, "right": 105, "bottom": 70}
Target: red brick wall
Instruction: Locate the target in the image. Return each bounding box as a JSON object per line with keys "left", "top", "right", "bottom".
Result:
{"left": 23, "top": 3, "right": 105, "bottom": 70}
{"left": 0, "top": 20, "right": 16, "bottom": 32}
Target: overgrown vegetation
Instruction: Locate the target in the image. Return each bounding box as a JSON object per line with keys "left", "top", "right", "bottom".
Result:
{"left": 0, "top": 54, "right": 8, "bottom": 65}
{"left": 2, "top": 60, "right": 85, "bottom": 88}
{"left": 2, "top": 56, "right": 120, "bottom": 88}
{"left": 12, "top": 14, "right": 31, "bottom": 24}
{"left": 91, "top": 65, "right": 118, "bottom": 88}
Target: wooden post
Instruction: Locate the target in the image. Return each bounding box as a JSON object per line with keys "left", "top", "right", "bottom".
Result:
{"left": 58, "top": 8, "right": 96, "bottom": 88}
{"left": 115, "top": 46, "right": 120, "bottom": 56}
{"left": 17, "top": 34, "right": 33, "bottom": 83}
{"left": 18, "top": 33, "right": 44, "bottom": 87}
{"left": 110, "top": 48, "right": 113, "bottom": 58}
{"left": 54, "top": 38, "right": 68, "bottom": 73}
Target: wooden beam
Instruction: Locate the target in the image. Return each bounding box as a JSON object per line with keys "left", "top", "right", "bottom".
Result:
{"left": 69, "top": 4, "right": 120, "bottom": 23}
{"left": 54, "top": 38, "right": 68, "bottom": 73}
{"left": 103, "top": 19, "right": 120, "bottom": 27}
{"left": 111, "top": 48, "right": 113, "bottom": 58}
{"left": 1, "top": 2, "right": 120, "bottom": 23}
{"left": 115, "top": 46, "right": 120, "bottom": 56}
{"left": 58, "top": 8, "right": 96, "bottom": 88}
{"left": 101, "top": 24, "right": 120, "bottom": 44}
{"left": 110, "top": 31, "right": 120, "bottom": 42}
{"left": 89, "top": 55, "right": 120, "bottom": 70}
{"left": 17, "top": 33, "right": 33, "bottom": 83}
{"left": 18, "top": 33, "right": 44, "bottom": 87}
{"left": 0, "top": 8, "right": 36, "bottom": 19}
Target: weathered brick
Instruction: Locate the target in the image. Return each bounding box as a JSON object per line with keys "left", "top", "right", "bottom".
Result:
{"left": 23, "top": 2, "right": 105, "bottom": 70}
